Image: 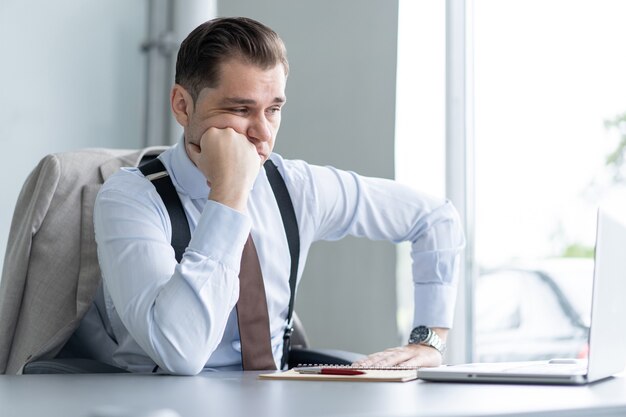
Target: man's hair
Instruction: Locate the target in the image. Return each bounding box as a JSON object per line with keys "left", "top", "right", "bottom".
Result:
{"left": 175, "top": 17, "right": 289, "bottom": 102}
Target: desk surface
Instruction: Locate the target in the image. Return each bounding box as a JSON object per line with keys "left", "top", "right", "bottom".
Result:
{"left": 2, "top": 371, "right": 626, "bottom": 417}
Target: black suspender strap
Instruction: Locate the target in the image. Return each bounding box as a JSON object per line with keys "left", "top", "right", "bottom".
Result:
{"left": 138, "top": 158, "right": 191, "bottom": 262}
{"left": 138, "top": 156, "right": 300, "bottom": 369}
{"left": 263, "top": 160, "right": 300, "bottom": 369}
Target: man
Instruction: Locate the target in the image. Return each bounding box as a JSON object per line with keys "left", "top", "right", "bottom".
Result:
{"left": 94, "top": 17, "right": 465, "bottom": 375}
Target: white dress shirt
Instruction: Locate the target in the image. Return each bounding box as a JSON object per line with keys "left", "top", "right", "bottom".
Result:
{"left": 93, "top": 140, "right": 465, "bottom": 375}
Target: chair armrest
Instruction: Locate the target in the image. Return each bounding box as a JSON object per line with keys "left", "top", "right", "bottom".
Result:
{"left": 22, "top": 358, "right": 129, "bottom": 374}
{"left": 288, "top": 347, "right": 365, "bottom": 368}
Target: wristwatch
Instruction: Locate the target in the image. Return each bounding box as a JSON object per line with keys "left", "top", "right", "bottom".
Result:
{"left": 408, "top": 326, "right": 446, "bottom": 354}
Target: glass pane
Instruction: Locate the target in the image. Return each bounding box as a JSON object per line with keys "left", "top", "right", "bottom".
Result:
{"left": 395, "top": 0, "right": 446, "bottom": 339}
{"left": 473, "top": 0, "right": 626, "bottom": 361}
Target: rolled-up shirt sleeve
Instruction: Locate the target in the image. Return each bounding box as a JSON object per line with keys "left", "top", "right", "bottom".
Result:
{"left": 300, "top": 163, "right": 465, "bottom": 329}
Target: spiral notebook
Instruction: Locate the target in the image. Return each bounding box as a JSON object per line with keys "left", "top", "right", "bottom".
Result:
{"left": 259, "top": 365, "right": 418, "bottom": 382}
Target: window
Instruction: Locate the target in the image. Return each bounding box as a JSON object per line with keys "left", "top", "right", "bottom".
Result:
{"left": 395, "top": 0, "right": 446, "bottom": 343}
{"left": 397, "top": 0, "right": 626, "bottom": 361}
{"left": 473, "top": 0, "right": 626, "bottom": 361}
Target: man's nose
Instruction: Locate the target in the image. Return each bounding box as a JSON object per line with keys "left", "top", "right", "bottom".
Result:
{"left": 247, "top": 114, "right": 272, "bottom": 143}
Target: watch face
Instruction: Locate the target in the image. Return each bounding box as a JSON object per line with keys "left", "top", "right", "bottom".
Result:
{"left": 410, "top": 326, "right": 430, "bottom": 344}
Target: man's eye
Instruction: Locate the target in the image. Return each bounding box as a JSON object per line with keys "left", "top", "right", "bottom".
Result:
{"left": 267, "top": 107, "right": 281, "bottom": 114}
{"left": 231, "top": 108, "right": 248, "bottom": 115}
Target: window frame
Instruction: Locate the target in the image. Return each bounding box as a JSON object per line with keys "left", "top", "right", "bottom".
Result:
{"left": 445, "top": 0, "right": 475, "bottom": 363}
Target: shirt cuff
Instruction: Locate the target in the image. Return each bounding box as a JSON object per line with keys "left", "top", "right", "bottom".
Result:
{"left": 413, "top": 282, "right": 458, "bottom": 329}
{"left": 187, "top": 200, "right": 252, "bottom": 272}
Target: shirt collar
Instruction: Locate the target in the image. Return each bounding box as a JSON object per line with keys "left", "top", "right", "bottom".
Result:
{"left": 165, "top": 138, "right": 210, "bottom": 200}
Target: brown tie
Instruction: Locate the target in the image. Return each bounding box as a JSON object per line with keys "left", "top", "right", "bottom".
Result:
{"left": 237, "top": 235, "right": 277, "bottom": 370}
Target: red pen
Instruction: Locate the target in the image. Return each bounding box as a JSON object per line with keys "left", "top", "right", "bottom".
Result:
{"left": 293, "top": 367, "right": 365, "bottom": 376}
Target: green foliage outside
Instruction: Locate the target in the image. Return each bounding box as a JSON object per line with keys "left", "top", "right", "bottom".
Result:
{"left": 604, "top": 112, "right": 626, "bottom": 184}
{"left": 562, "top": 243, "right": 594, "bottom": 259}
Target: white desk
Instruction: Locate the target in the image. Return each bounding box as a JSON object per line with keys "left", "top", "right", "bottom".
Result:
{"left": 2, "top": 371, "right": 626, "bottom": 417}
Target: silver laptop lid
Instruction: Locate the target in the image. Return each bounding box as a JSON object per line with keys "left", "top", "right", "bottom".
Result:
{"left": 586, "top": 206, "right": 626, "bottom": 382}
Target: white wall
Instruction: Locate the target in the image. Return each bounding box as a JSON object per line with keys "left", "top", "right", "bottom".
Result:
{"left": 0, "top": 0, "right": 215, "bottom": 275}
{"left": 218, "top": 1, "right": 401, "bottom": 354}
{"left": 0, "top": 0, "right": 147, "bottom": 272}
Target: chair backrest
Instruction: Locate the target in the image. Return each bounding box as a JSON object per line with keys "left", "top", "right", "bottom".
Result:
{"left": 0, "top": 147, "right": 166, "bottom": 374}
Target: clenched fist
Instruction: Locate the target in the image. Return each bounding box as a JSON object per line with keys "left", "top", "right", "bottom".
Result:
{"left": 186, "top": 127, "right": 262, "bottom": 212}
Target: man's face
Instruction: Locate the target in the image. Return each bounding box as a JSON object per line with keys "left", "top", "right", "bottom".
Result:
{"left": 180, "top": 58, "right": 287, "bottom": 164}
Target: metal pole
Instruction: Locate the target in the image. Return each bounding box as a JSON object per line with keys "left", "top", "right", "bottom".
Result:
{"left": 141, "top": 0, "right": 216, "bottom": 147}
{"left": 445, "top": 0, "right": 475, "bottom": 364}
{"left": 141, "top": 0, "right": 177, "bottom": 147}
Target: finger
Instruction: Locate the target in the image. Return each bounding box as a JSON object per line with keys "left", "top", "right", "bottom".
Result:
{"left": 355, "top": 350, "right": 412, "bottom": 368}
{"left": 397, "top": 357, "right": 421, "bottom": 367}
{"left": 357, "top": 345, "right": 436, "bottom": 368}
{"left": 185, "top": 142, "right": 202, "bottom": 161}
{"left": 358, "top": 347, "right": 405, "bottom": 363}
{"left": 369, "top": 351, "right": 415, "bottom": 367}
{"left": 399, "top": 349, "right": 442, "bottom": 368}
{"left": 352, "top": 351, "right": 386, "bottom": 367}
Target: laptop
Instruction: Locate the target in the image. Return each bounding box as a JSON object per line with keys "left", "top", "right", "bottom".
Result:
{"left": 418, "top": 206, "right": 626, "bottom": 385}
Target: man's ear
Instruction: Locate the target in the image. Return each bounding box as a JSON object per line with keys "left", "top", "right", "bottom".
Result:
{"left": 170, "top": 84, "right": 194, "bottom": 127}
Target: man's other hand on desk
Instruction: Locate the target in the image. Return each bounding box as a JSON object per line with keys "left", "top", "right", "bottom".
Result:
{"left": 352, "top": 344, "right": 443, "bottom": 368}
